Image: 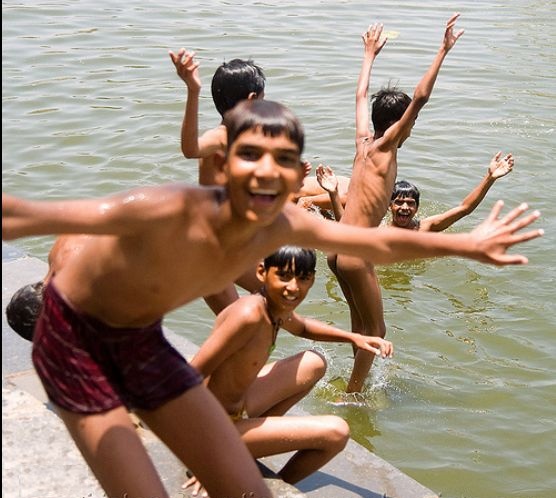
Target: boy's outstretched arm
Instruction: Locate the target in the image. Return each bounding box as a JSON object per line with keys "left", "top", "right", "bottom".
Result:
{"left": 421, "top": 152, "right": 514, "bottom": 232}
{"left": 283, "top": 313, "right": 393, "bottom": 358}
{"left": 2, "top": 187, "right": 188, "bottom": 240}
{"left": 355, "top": 23, "right": 387, "bottom": 141}
{"left": 286, "top": 200, "right": 542, "bottom": 266}
{"left": 383, "top": 13, "right": 464, "bottom": 147}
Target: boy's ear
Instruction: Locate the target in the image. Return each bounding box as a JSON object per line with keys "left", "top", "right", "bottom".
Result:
{"left": 256, "top": 262, "right": 266, "bottom": 283}
{"left": 213, "top": 150, "right": 228, "bottom": 185}
{"left": 247, "top": 92, "right": 258, "bottom": 100}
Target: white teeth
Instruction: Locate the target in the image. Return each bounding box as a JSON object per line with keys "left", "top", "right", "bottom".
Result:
{"left": 284, "top": 295, "right": 297, "bottom": 301}
{"left": 250, "top": 188, "right": 278, "bottom": 195}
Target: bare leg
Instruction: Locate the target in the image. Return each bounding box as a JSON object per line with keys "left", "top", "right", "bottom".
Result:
{"left": 246, "top": 350, "right": 326, "bottom": 417}
{"left": 235, "top": 265, "right": 261, "bottom": 294}
{"left": 57, "top": 404, "right": 168, "bottom": 498}
{"left": 138, "top": 384, "right": 270, "bottom": 498}
{"left": 236, "top": 415, "right": 349, "bottom": 484}
{"left": 334, "top": 254, "right": 386, "bottom": 393}
{"left": 203, "top": 266, "right": 260, "bottom": 316}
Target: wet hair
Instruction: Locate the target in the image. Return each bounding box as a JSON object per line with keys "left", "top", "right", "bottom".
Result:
{"left": 371, "top": 85, "right": 412, "bottom": 135}
{"left": 224, "top": 99, "right": 304, "bottom": 155}
{"left": 5, "top": 281, "right": 44, "bottom": 342}
{"left": 263, "top": 246, "right": 317, "bottom": 278}
{"left": 391, "top": 180, "right": 420, "bottom": 207}
{"left": 211, "top": 58, "right": 266, "bottom": 117}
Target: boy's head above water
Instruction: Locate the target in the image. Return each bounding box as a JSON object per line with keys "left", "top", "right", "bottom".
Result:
{"left": 211, "top": 58, "right": 266, "bottom": 117}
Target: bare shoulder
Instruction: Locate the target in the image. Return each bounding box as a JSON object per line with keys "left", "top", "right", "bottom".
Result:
{"left": 199, "top": 124, "right": 227, "bottom": 156}
{"left": 224, "top": 294, "right": 266, "bottom": 327}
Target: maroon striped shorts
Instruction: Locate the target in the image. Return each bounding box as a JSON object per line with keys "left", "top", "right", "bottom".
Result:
{"left": 32, "top": 282, "right": 202, "bottom": 414}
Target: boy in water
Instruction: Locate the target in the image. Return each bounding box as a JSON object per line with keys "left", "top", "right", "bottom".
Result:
{"left": 390, "top": 151, "right": 514, "bottom": 231}
{"left": 2, "top": 99, "right": 542, "bottom": 497}
{"left": 328, "top": 14, "right": 465, "bottom": 392}
{"left": 184, "top": 246, "right": 392, "bottom": 495}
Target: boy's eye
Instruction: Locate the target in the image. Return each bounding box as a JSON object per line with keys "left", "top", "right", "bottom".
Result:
{"left": 276, "top": 153, "right": 300, "bottom": 168}
{"left": 238, "top": 147, "right": 261, "bottom": 161}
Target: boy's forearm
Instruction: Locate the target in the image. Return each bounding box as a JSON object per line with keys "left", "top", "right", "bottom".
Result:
{"left": 459, "top": 171, "right": 496, "bottom": 213}
{"left": 413, "top": 48, "right": 447, "bottom": 104}
{"left": 181, "top": 87, "right": 201, "bottom": 158}
{"left": 355, "top": 55, "right": 375, "bottom": 100}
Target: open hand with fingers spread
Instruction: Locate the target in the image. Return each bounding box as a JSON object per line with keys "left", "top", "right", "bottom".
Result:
{"left": 489, "top": 151, "right": 514, "bottom": 180}
{"left": 469, "top": 201, "right": 543, "bottom": 265}
{"left": 169, "top": 48, "right": 201, "bottom": 91}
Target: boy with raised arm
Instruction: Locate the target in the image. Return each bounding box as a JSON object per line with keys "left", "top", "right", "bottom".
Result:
{"left": 328, "top": 14, "right": 465, "bottom": 393}
{"left": 169, "top": 49, "right": 266, "bottom": 312}
{"left": 183, "top": 246, "right": 392, "bottom": 495}
{"left": 390, "top": 151, "right": 514, "bottom": 231}
{"left": 2, "top": 99, "right": 541, "bottom": 497}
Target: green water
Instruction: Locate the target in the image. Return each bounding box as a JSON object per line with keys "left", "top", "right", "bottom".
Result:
{"left": 3, "top": 1, "right": 555, "bottom": 496}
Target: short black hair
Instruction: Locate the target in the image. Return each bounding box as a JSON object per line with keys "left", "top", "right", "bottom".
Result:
{"left": 391, "top": 180, "right": 420, "bottom": 207}
{"left": 264, "top": 246, "right": 316, "bottom": 278}
{"left": 6, "top": 281, "right": 44, "bottom": 342}
{"left": 371, "top": 85, "right": 412, "bottom": 135}
{"left": 211, "top": 58, "right": 266, "bottom": 117}
{"left": 224, "top": 99, "right": 304, "bottom": 155}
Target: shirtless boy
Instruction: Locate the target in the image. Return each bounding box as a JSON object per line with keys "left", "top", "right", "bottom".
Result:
{"left": 2, "top": 99, "right": 542, "bottom": 497}
{"left": 390, "top": 151, "right": 514, "bottom": 231}
{"left": 184, "top": 246, "right": 392, "bottom": 495}
{"left": 169, "top": 49, "right": 266, "bottom": 312}
{"left": 328, "top": 14, "right": 465, "bottom": 392}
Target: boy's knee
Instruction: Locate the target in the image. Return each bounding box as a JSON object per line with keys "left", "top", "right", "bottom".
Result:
{"left": 325, "top": 416, "right": 350, "bottom": 451}
{"left": 303, "top": 350, "right": 327, "bottom": 380}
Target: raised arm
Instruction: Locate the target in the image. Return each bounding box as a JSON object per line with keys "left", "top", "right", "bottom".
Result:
{"left": 283, "top": 313, "right": 393, "bottom": 358}
{"left": 420, "top": 152, "right": 514, "bottom": 232}
{"left": 169, "top": 48, "right": 204, "bottom": 158}
{"left": 383, "top": 13, "right": 464, "bottom": 147}
{"left": 316, "top": 164, "right": 345, "bottom": 220}
{"left": 355, "top": 23, "right": 387, "bottom": 141}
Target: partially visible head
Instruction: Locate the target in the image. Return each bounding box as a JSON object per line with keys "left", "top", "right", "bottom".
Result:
{"left": 258, "top": 246, "right": 317, "bottom": 309}
{"left": 224, "top": 99, "right": 304, "bottom": 155}
{"left": 371, "top": 85, "right": 412, "bottom": 137}
{"left": 211, "top": 58, "right": 266, "bottom": 117}
{"left": 390, "top": 180, "right": 420, "bottom": 228}
{"left": 5, "top": 281, "right": 44, "bottom": 342}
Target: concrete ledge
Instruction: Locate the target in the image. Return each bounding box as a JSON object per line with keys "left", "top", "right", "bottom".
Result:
{"left": 2, "top": 242, "right": 438, "bottom": 498}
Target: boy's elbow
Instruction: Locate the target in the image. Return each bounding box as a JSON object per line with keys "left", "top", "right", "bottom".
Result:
{"left": 182, "top": 147, "right": 200, "bottom": 159}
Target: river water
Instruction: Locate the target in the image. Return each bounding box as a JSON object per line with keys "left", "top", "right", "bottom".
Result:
{"left": 3, "top": 1, "right": 555, "bottom": 497}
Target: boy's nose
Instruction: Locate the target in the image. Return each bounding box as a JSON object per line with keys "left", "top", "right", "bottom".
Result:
{"left": 255, "top": 153, "right": 279, "bottom": 178}
{"left": 285, "top": 278, "right": 299, "bottom": 291}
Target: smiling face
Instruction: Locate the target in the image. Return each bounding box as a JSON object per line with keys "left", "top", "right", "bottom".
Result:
{"left": 257, "top": 260, "right": 315, "bottom": 316}
{"left": 390, "top": 195, "right": 418, "bottom": 228}
{"left": 225, "top": 127, "right": 304, "bottom": 224}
